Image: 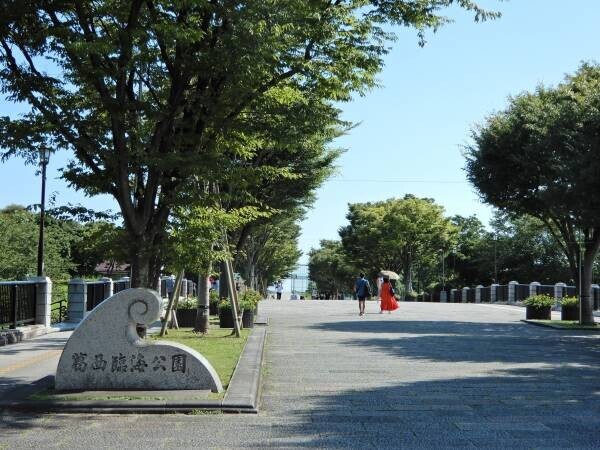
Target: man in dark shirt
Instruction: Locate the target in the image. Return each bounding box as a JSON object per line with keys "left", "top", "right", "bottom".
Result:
{"left": 354, "top": 272, "right": 371, "bottom": 316}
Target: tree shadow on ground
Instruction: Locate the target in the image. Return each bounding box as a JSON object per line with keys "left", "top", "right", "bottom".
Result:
{"left": 307, "top": 320, "right": 600, "bottom": 365}
{"left": 252, "top": 320, "right": 600, "bottom": 448}
{"left": 262, "top": 364, "right": 600, "bottom": 449}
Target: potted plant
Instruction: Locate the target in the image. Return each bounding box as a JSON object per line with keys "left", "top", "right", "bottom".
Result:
{"left": 524, "top": 294, "right": 554, "bottom": 320}
{"left": 174, "top": 298, "right": 197, "bottom": 327}
{"left": 404, "top": 291, "right": 417, "bottom": 302}
{"left": 218, "top": 299, "right": 234, "bottom": 328}
{"left": 241, "top": 289, "right": 262, "bottom": 315}
{"left": 240, "top": 297, "right": 255, "bottom": 329}
{"left": 560, "top": 296, "right": 579, "bottom": 321}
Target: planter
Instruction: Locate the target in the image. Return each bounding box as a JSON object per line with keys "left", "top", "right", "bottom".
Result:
{"left": 526, "top": 305, "right": 551, "bottom": 320}
{"left": 219, "top": 309, "right": 234, "bottom": 328}
{"left": 209, "top": 301, "right": 219, "bottom": 316}
{"left": 242, "top": 309, "right": 255, "bottom": 328}
{"left": 175, "top": 308, "right": 197, "bottom": 327}
{"left": 561, "top": 306, "right": 579, "bottom": 321}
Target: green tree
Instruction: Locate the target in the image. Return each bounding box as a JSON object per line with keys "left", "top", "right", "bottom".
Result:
{"left": 0, "top": 1, "right": 499, "bottom": 288}
{"left": 340, "top": 195, "right": 457, "bottom": 295}
{"left": 308, "top": 240, "right": 357, "bottom": 298}
{"left": 70, "top": 221, "right": 129, "bottom": 277}
{"left": 0, "top": 205, "right": 77, "bottom": 280}
{"left": 238, "top": 215, "right": 302, "bottom": 296}
{"left": 450, "top": 215, "right": 487, "bottom": 287}
{"left": 466, "top": 63, "right": 600, "bottom": 324}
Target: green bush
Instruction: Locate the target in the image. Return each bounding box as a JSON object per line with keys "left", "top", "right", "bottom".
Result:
{"left": 218, "top": 299, "right": 232, "bottom": 312}
{"left": 209, "top": 291, "right": 220, "bottom": 306}
{"left": 240, "top": 289, "right": 262, "bottom": 309}
{"left": 176, "top": 297, "right": 196, "bottom": 309}
{"left": 561, "top": 296, "right": 579, "bottom": 308}
{"left": 523, "top": 294, "right": 554, "bottom": 309}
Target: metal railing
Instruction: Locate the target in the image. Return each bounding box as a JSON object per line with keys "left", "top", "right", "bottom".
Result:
{"left": 51, "top": 298, "right": 67, "bottom": 324}
{"left": 113, "top": 279, "right": 130, "bottom": 294}
{"left": 496, "top": 284, "right": 509, "bottom": 302}
{"left": 86, "top": 281, "right": 111, "bottom": 311}
{"left": 0, "top": 281, "right": 38, "bottom": 329}
{"left": 480, "top": 286, "right": 491, "bottom": 302}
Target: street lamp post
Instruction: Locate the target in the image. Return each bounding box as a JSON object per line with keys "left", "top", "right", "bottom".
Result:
{"left": 493, "top": 234, "right": 498, "bottom": 283}
{"left": 37, "top": 148, "right": 50, "bottom": 277}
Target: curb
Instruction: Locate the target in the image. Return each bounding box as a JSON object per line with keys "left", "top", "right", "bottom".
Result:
{"left": 1, "top": 326, "right": 267, "bottom": 414}
{"left": 521, "top": 319, "right": 600, "bottom": 331}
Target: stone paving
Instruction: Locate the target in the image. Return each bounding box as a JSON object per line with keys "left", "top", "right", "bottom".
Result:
{"left": 2, "top": 300, "right": 600, "bottom": 449}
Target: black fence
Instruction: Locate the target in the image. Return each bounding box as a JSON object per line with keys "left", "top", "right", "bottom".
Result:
{"left": 564, "top": 286, "right": 577, "bottom": 297}
{"left": 453, "top": 289, "right": 462, "bottom": 303}
{"left": 480, "top": 286, "right": 491, "bottom": 303}
{"left": 0, "top": 282, "right": 38, "bottom": 329}
{"left": 114, "top": 279, "right": 130, "bottom": 294}
{"left": 86, "top": 282, "right": 111, "bottom": 311}
{"left": 514, "top": 284, "right": 530, "bottom": 302}
{"left": 51, "top": 298, "right": 67, "bottom": 324}
{"left": 535, "top": 285, "right": 554, "bottom": 297}
{"left": 496, "top": 284, "right": 509, "bottom": 302}
{"left": 466, "top": 289, "right": 475, "bottom": 303}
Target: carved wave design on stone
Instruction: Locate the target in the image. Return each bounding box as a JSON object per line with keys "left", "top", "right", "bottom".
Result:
{"left": 55, "top": 288, "right": 223, "bottom": 392}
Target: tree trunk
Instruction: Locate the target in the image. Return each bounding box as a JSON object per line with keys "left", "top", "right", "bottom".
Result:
{"left": 219, "top": 260, "right": 230, "bottom": 299}
{"left": 127, "top": 228, "right": 166, "bottom": 288}
{"left": 580, "top": 231, "right": 600, "bottom": 325}
{"left": 194, "top": 271, "right": 210, "bottom": 333}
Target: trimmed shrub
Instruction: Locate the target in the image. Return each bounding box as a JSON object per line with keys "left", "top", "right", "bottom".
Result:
{"left": 523, "top": 294, "right": 554, "bottom": 309}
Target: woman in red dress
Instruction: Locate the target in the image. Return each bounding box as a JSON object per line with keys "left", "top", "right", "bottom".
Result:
{"left": 380, "top": 277, "right": 399, "bottom": 313}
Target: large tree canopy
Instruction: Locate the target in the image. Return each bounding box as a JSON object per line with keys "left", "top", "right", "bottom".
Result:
{"left": 308, "top": 239, "right": 356, "bottom": 298}
{"left": 340, "top": 195, "right": 457, "bottom": 295}
{"left": 0, "top": 0, "right": 498, "bottom": 288}
{"left": 465, "top": 63, "right": 600, "bottom": 324}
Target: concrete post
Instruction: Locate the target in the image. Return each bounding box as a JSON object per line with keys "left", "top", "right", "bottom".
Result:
{"left": 462, "top": 287, "right": 469, "bottom": 303}
{"left": 554, "top": 282, "right": 566, "bottom": 310}
{"left": 508, "top": 281, "right": 518, "bottom": 304}
{"left": 529, "top": 281, "right": 541, "bottom": 298}
{"left": 475, "top": 285, "right": 483, "bottom": 303}
{"left": 440, "top": 290, "right": 447, "bottom": 303}
{"left": 101, "top": 277, "right": 114, "bottom": 298}
{"left": 490, "top": 284, "right": 499, "bottom": 303}
{"left": 67, "top": 278, "right": 88, "bottom": 323}
{"left": 180, "top": 278, "right": 188, "bottom": 298}
{"left": 450, "top": 289, "right": 456, "bottom": 303}
{"left": 32, "top": 276, "right": 52, "bottom": 327}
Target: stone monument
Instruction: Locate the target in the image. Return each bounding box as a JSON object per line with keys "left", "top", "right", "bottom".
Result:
{"left": 55, "top": 288, "right": 222, "bottom": 392}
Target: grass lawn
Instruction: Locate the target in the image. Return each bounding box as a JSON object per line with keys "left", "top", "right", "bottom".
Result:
{"left": 527, "top": 319, "right": 599, "bottom": 330}
{"left": 153, "top": 326, "right": 251, "bottom": 389}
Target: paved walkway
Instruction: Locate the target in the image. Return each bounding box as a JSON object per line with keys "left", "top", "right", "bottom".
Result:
{"left": 2, "top": 301, "right": 600, "bottom": 448}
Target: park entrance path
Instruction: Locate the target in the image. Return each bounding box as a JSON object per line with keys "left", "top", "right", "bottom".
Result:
{"left": 2, "top": 300, "right": 600, "bottom": 449}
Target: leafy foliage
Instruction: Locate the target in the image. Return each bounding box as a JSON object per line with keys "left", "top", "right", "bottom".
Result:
{"left": 0, "top": 0, "right": 498, "bottom": 287}
{"left": 0, "top": 205, "right": 77, "bottom": 280}
{"left": 523, "top": 294, "right": 554, "bottom": 309}
{"left": 561, "top": 296, "right": 579, "bottom": 308}
{"left": 308, "top": 240, "right": 357, "bottom": 296}
{"left": 340, "top": 195, "right": 458, "bottom": 293}
{"left": 466, "top": 63, "right": 600, "bottom": 323}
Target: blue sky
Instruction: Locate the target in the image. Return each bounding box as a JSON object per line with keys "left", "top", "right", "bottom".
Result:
{"left": 1, "top": 0, "right": 599, "bottom": 265}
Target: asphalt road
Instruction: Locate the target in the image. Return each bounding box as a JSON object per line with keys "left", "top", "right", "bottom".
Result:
{"left": 2, "top": 301, "right": 600, "bottom": 449}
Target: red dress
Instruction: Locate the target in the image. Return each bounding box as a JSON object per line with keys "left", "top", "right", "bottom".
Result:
{"left": 380, "top": 283, "right": 399, "bottom": 311}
